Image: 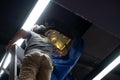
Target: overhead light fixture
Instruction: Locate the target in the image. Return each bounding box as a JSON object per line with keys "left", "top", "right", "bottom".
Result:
{"left": 92, "top": 55, "right": 120, "bottom": 80}
{"left": 21, "top": 0, "right": 50, "bottom": 31}
{"left": 0, "top": 0, "right": 50, "bottom": 76}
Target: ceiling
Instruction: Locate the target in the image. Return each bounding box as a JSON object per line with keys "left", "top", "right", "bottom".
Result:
{"left": 0, "top": 0, "right": 120, "bottom": 80}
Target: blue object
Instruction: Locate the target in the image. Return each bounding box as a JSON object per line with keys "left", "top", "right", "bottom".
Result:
{"left": 51, "top": 36, "right": 84, "bottom": 80}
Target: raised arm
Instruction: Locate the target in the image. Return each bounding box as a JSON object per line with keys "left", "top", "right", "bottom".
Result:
{"left": 6, "top": 29, "right": 29, "bottom": 49}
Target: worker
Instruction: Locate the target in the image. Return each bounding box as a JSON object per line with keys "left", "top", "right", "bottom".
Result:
{"left": 6, "top": 25, "right": 57, "bottom": 80}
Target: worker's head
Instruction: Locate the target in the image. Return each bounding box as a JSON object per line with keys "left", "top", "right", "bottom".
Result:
{"left": 32, "top": 25, "right": 47, "bottom": 36}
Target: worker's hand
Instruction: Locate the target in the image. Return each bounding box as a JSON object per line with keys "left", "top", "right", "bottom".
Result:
{"left": 5, "top": 40, "right": 14, "bottom": 50}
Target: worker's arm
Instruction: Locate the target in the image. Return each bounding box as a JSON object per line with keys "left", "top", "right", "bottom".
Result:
{"left": 6, "top": 29, "right": 29, "bottom": 49}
